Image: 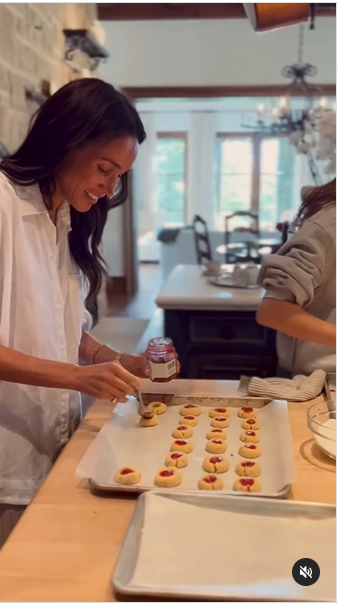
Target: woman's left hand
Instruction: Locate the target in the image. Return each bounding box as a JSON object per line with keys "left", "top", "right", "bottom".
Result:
{"left": 120, "top": 352, "right": 181, "bottom": 379}
{"left": 120, "top": 352, "right": 150, "bottom": 379}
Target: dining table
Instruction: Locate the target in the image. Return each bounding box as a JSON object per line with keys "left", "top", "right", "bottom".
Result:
{"left": 215, "top": 237, "right": 282, "bottom": 260}
{"left": 0, "top": 379, "right": 335, "bottom": 602}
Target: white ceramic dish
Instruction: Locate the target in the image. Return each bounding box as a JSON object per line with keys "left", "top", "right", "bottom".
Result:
{"left": 307, "top": 401, "right": 336, "bottom": 459}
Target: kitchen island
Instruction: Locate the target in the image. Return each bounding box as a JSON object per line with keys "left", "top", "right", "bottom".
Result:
{"left": 156, "top": 265, "right": 276, "bottom": 380}
{"left": 0, "top": 380, "right": 335, "bottom": 602}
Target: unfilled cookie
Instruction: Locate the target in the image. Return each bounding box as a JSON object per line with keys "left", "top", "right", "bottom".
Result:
{"left": 202, "top": 455, "right": 229, "bottom": 474}
{"left": 154, "top": 468, "right": 182, "bottom": 488}
{"left": 179, "top": 415, "right": 198, "bottom": 427}
{"left": 139, "top": 414, "right": 158, "bottom": 427}
{"left": 239, "top": 430, "right": 260, "bottom": 444}
{"left": 238, "top": 444, "right": 261, "bottom": 459}
{"left": 241, "top": 418, "right": 261, "bottom": 430}
{"left": 148, "top": 401, "right": 167, "bottom": 415}
{"left": 208, "top": 407, "right": 230, "bottom": 419}
{"left": 235, "top": 461, "right": 261, "bottom": 477}
{"left": 114, "top": 467, "right": 142, "bottom": 485}
{"left": 172, "top": 425, "right": 194, "bottom": 439}
{"left": 206, "top": 428, "right": 227, "bottom": 440}
{"left": 205, "top": 438, "right": 227, "bottom": 454}
{"left": 198, "top": 475, "right": 224, "bottom": 490}
{"left": 165, "top": 451, "right": 189, "bottom": 469}
{"left": 233, "top": 478, "right": 261, "bottom": 492}
{"left": 237, "top": 406, "right": 257, "bottom": 419}
{"left": 179, "top": 404, "right": 202, "bottom": 417}
{"left": 170, "top": 439, "right": 194, "bottom": 454}
{"left": 210, "top": 416, "right": 230, "bottom": 428}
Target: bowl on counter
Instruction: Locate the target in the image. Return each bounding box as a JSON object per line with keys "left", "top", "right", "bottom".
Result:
{"left": 307, "top": 401, "right": 336, "bottom": 459}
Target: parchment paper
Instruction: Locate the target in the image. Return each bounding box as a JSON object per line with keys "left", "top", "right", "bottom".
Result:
{"left": 76, "top": 396, "right": 297, "bottom": 496}
{"left": 128, "top": 493, "right": 335, "bottom": 601}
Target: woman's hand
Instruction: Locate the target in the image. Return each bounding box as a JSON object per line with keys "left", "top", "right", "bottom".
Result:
{"left": 121, "top": 352, "right": 181, "bottom": 378}
{"left": 120, "top": 352, "right": 150, "bottom": 378}
{"left": 71, "top": 361, "right": 143, "bottom": 402}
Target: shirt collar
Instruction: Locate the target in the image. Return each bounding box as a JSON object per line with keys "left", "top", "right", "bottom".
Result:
{"left": 14, "top": 182, "right": 71, "bottom": 232}
{"left": 13, "top": 182, "right": 47, "bottom": 216}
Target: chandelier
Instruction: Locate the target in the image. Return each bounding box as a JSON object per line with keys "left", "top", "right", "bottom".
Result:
{"left": 241, "top": 24, "right": 336, "bottom": 184}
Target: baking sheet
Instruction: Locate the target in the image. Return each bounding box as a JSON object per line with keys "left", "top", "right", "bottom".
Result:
{"left": 76, "top": 395, "right": 297, "bottom": 497}
{"left": 112, "top": 492, "right": 336, "bottom": 602}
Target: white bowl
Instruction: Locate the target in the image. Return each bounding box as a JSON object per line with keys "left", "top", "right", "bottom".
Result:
{"left": 307, "top": 401, "right": 336, "bottom": 459}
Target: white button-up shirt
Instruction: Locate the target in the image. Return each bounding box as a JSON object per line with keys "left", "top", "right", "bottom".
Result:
{"left": 0, "top": 173, "right": 91, "bottom": 504}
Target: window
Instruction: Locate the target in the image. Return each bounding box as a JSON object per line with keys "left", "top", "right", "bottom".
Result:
{"left": 215, "top": 133, "right": 296, "bottom": 231}
{"left": 154, "top": 133, "right": 187, "bottom": 226}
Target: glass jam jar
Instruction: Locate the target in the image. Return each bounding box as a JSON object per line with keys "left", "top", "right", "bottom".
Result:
{"left": 146, "top": 337, "right": 179, "bottom": 383}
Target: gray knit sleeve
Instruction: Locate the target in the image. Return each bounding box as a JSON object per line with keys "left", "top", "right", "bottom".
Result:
{"left": 258, "top": 221, "right": 333, "bottom": 308}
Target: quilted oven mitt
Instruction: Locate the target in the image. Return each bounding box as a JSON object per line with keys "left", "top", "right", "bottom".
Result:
{"left": 239, "top": 369, "right": 326, "bottom": 402}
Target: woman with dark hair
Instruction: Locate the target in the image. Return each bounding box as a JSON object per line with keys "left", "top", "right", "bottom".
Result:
{"left": 256, "top": 178, "right": 336, "bottom": 377}
{"left": 0, "top": 78, "right": 148, "bottom": 544}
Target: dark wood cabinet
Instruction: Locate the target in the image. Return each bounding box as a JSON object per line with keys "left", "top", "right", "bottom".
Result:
{"left": 164, "top": 309, "right": 277, "bottom": 380}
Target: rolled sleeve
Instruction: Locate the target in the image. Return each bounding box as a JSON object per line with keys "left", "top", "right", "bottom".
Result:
{"left": 81, "top": 275, "right": 93, "bottom": 332}
{"left": 258, "top": 222, "right": 330, "bottom": 308}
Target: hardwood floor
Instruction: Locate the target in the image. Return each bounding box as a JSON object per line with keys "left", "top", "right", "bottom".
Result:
{"left": 106, "top": 263, "right": 162, "bottom": 319}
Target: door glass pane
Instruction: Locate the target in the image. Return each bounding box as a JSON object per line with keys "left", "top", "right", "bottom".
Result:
{"left": 215, "top": 137, "right": 253, "bottom": 229}
{"left": 155, "top": 137, "right": 186, "bottom": 226}
{"left": 216, "top": 137, "right": 253, "bottom": 222}
{"left": 260, "top": 138, "right": 295, "bottom": 230}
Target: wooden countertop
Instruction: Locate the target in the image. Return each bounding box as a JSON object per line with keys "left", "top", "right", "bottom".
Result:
{"left": 156, "top": 265, "right": 264, "bottom": 310}
{"left": 0, "top": 381, "right": 335, "bottom": 602}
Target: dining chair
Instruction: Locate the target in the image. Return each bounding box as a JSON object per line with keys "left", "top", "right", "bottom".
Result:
{"left": 192, "top": 215, "right": 212, "bottom": 265}
{"left": 224, "top": 211, "right": 260, "bottom": 263}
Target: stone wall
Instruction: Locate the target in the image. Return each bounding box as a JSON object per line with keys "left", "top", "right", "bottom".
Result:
{"left": 0, "top": 2, "right": 97, "bottom": 152}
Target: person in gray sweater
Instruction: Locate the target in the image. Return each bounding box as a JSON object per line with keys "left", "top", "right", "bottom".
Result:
{"left": 256, "top": 178, "right": 336, "bottom": 377}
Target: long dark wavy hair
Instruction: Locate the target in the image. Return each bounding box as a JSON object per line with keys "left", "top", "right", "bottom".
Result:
{"left": 296, "top": 178, "right": 336, "bottom": 225}
{"left": 0, "top": 78, "right": 146, "bottom": 303}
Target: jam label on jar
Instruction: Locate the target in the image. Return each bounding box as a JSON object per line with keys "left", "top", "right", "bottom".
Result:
{"left": 149, "top": 359, "right": 177, "bottom": 380}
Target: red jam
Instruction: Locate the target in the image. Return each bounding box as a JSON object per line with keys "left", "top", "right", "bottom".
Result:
{"left": 211, "top": 429, "right": 222, "bottom": 433}
{"left": 214, "top": 417, "right": 227, "bottom": 422}
{"left": 211, "top": 439, "right": 222, "bottom": 444}
{"left": 174, "top": 440, "right": 187, "bottom": 446}
{"left": 214, "top": 407, "right": 227, "bottom": 413}
{"left": 241, "top": 407, "right": 253, "bottom": 413}
{"left": 171, "top": 453, "right": 183, "bottom": 459}
{"left": 184, "top": 415, "right": 195, "bottom": 420}
{"left": 177, "top": 425, "right": 187, "bottom": 431}
{"left": 239, "top": 478, "right": 254, "bottom": 487}
{"left": 245, "top": 444, "right": 256, "bottom": 449}
{"left": 203, "top": 476, "right": 218, "bottom": 483}
{"left": 120, "top": 468, "right": 133, "bottom": 475}
{"left": 159, "top": 470, "right": 175, "bottom": 477}
{"left": 241, "top": 462, "right": 255, "bottom": 467}
{"left": 209, "top": 456, "right": 223, "bottom": 464}
{"left": 184, "top": 404, "right": 197, "bottom": 409}
{"left": 146, "top": 337, "right": 179, "bottom": 383}
{"left": 246, "top": 431, "right": 256, "bottom": 436}
{"left": 246, "top": 419, "right": 256, "bottom": 425}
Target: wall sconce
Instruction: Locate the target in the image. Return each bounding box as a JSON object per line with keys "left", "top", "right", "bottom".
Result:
{"left": 63, "top": 29, "right": 110, "bottom": 71}
{"left": 25, "top": 80, "right": 51, "bottom": 106}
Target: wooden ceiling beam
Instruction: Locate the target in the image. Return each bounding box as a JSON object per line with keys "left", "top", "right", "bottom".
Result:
{"left": 98, "top": 4, "right": 246, "bottom": 21}
{"left": 122, "top": 84, "right": 337, "bottom": 101}
{"left": 97, "top": 3, "right": 336, "bottom": 21}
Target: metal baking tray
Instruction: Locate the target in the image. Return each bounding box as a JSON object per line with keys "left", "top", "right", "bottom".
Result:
{"left": 76, "top": 394, "right": 297, "bottom": 499}
{"left": 112, "top": 491, "right": 336, "bottom": 602}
